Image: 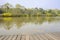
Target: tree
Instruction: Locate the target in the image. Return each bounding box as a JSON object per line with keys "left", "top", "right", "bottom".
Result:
{"left": 39, "top": 8, "right": 45, "bottom": 14}
{"left": 2, "top": 3, "right": 13, "bottom": 13}
{"left": 0, "top": 10, "right": 4, "bottom": 14}
{"left": 3, "top": 3, "right": 12, "bottom": 8}
{"left": 16, "top": 4, "right": 21, "bottom": 8}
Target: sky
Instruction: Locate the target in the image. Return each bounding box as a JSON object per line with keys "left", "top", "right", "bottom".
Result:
{"left": 0, "top": 0, "right": 60, "bottom": 9}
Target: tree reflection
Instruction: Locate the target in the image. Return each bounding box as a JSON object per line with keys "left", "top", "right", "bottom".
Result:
{"left": 0, "top": 16, "right": 60, "bottom": 30}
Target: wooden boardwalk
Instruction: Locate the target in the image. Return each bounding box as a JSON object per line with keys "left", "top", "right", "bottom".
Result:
{"left": 0, "top": 33, "right": 60, "bottom": 40}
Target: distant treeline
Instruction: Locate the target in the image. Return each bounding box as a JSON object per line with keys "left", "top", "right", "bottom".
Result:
{"left": 0, "top": 3, "right": 60, "bottom": 17}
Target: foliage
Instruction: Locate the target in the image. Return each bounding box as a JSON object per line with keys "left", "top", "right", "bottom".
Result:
{"left": 0, "top": 3, "right": 60, "bottom": 17}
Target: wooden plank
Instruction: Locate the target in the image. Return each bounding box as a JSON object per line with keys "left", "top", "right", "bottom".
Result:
{"left": 40, "top": 34, "right": 48, "bottom": 40}
{"left": 44, "top": 33, "right": 54, "bottom": 40}
{"left": 47, "top": 33, "right": 57, "bottom": 40}
{"left": 49, "top": 33, "right": 60, "bottom": 40}
{"left": 3, "top": 36, "right": 10, "bottom": 40}
{"left": 7, "top": 35, "right": 14, "bottom": 40}
{"left": 0, "top": 35, "right": 3, "bottom": 38}
{"left": 52, "top": 33, "right": 60, "bottom": 37}
{"left": 36, "top": 34, "right": 44, "bottom": 40}
{"left": 32, "top": 34, "right": 40, "bottom": 40}
{"left": 16, "top": 35, "right": 22, "bottom": 40}
{"left": 29, "top": 35, "right": 34, "bottom": 40}
{"left": 0, "top": 33, "right": 60, "bottom": 40}
{"left": 0, "top": 35, "right": 2, "bottom": 37}
{"left": 12, "top": 35, "right": 17, "bottom": 40}
{"left": 26, "top": 35, "right": 29, "bottom": 40}
{"left": 21, "top": 35, "right": 26, "bottom": 40}
{"left": 0, "top": 35, "right": 6, "bottom": 40}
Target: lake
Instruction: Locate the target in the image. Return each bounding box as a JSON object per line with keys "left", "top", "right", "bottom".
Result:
{"left": 0, "top": 17, "right": 60, "bottom": 35}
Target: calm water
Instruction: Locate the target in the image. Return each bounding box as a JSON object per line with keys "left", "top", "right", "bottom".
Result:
{"left": 0, "top": 17, "right": 60, "bottom": 35}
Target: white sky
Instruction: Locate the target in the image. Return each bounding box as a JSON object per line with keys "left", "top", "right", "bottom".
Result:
{"left": 0, "top": 0, "right": 60, "bottom": 9}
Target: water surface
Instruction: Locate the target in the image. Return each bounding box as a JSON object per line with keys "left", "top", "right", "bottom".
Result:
{"left": 0, "top": 17, "right": 60, "bottom": 35}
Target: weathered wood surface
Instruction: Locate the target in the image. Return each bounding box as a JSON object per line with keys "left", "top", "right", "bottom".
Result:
{"left": 0, "top": 33, "right": 60, "bottom": 40}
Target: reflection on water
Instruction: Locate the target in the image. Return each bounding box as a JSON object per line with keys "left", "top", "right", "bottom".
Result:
{"left": 0, "top": 17, "right": 60, "bottom": 35}
{"left": 0, "top": 22, "right": 60, "bottom": 35}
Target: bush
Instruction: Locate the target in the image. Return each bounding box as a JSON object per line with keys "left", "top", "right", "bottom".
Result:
{"left": 3, "top": 13, "right": 12, "bottom": 16}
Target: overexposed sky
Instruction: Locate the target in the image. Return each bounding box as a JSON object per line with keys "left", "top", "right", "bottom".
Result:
{"left": 0, "top": 0, "right": 60, "bottom": 9}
